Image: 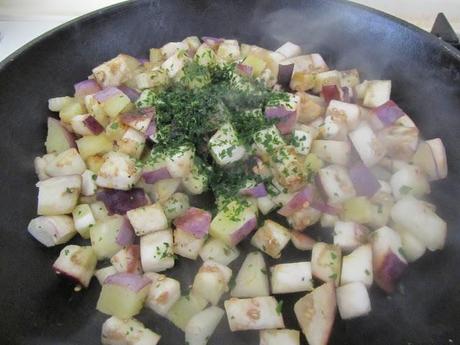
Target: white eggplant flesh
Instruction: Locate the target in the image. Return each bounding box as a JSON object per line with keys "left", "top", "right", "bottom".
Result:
{"left": 395, "top": 226, "right": 427, "bottom": 262}
{"left": 326, "top": 100, "right": 361, "bottom": 129}
{"left": 294, "top": 282, "right": 336, "bottom": 345}
{"left": 333, "top": 221, "right": 369, "bottom": 252}
{"left": 391, "top": 196, "right": 446, "bottom": 251}
{"left": 117, "top": 128, "right": 146, "bottom": 159}
{"left": 95, "top": 266, "right": 117, "bottom": 285}
{"left": 251, "top": 220, "right": 291, "bottom": 259}
{"left": 161, "top": 41, "right": 188, "bottom": 58}
{"left": 270, "top": 262, "right": 313, "bottom": 294}
{"left": 173, "top": 228, "right": 205, "bottom": 260}
{"left": 231, "top": 251, "right": 270, "bottom": 298}
{"left": 257, "top": 195, "right": 277, "bottom": 215}
{"left": 96, "top": 152, "right": 141, "bottom": 191}
{"left": 260, "top": 329, "right": 300, "bottom": 345}
{"left": 209, "top": 123, "right": 246, "bottom": 166}
{"left": 390, "top": 164, "right": 430, "bottom": 200}
{"left": 224, "top": 296, "right": 285, "bottom": 331}
{"left": 101, "top": 316, "right": 161, "bottom": 345}
{"left": 412, "top": 138, "right": 448, "bottom": 181}
{"left": 127, "top": 203, "right": 168, "bottom": 236}
{"left": 81, "top": 169, "right": 97, "bottom": 196}
{"left": 362, "top": 80, "right": 391, "bottom": 107}
{"left": 276, "top": 41, "right": 302, "bottom": 58}
{"left": 144, "top": 272, "right": 181, "bottom": 317}
{"left": 318, "top": 165, "right": 356, "bottom": 203}
{"left": 163, "top": 192, "right": 190, "bottom": 220}
{"left": 34, "top": 153, "right": 57, "bottom": 180}
{"left": 37, "top": 175, "right": 81, "bottom": 215}
{"left": 72, "top": 204, "right": 96, "bottom": 238}
{"left": 336, "top": 282, "right": 371, "bottom": 319}
{"left": 90, "top": 201, "right": 110, "bottom": 221}
{"left": 340, "top": 244, "right": 373, "bottom": 287}
{"left": 192, "top": 260, "right": 232, "bottom": 305}
{"left": 311, "top": 140, "right": 350, "bottom": 166}
{"left": 140, "top": 230, "right": 175, "bottom": 272}
{"left": 185, "top": 306, "right": 225, "bottom": 345}
{"left": 110, "top": 245, "right": 142, "bottom": 274}
{"left": 291, "top": 231, "right": 316, "bottom": 251}
{"left": 371, "top": 226, "right": 407, "bottom": 293}
{"left": 53, "top": 245, "right": 97, "bottom": 287}
{"left": 153, "top": 178, "right": 181, "bottom": 203}
{"left": 167, "top": 293, "right": 208, "bottom": 331}
{"left": 28, "top": 215, "right": 76, "bottom": 247}
{"left": 45, "top": 148, "right": 86, "bottom": 177}
{"left": 311, "top": 243, "right": 342, "bottom": 286}
{"left": 349, "top": 123, "right": 386, "bottom": 167}
{"left": 199, "top": 238, "right": 240, "bottom": 266}
{"left": 320, "top": 213, "right": 339, "bottom": 228}
{"left": 165, "top": 145, "right": 195, "bottom": 178}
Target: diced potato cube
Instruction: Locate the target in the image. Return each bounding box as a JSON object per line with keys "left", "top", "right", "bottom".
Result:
{"left": 90, "top": 216, "right": 125, "bottom": 259}
{"left": 76, "top": 134, "right": 113, "bottom": 160}
{"left": 97, "top": 274, "right": 151, "bottom": 319}
{"left": 167, "top": 293, "right": 208, "bottom": 331}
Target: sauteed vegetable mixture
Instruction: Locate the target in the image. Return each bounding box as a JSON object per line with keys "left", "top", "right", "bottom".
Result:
{"left": 28, "top": 36, "right": 448, "bottom": 345}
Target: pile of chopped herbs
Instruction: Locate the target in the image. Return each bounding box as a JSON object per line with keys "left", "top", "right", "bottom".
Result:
{"left": 136, "top": 60, "right": 291, "bottom": 210}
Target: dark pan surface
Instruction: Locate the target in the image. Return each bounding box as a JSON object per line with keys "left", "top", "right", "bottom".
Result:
{"left": 1, "top": 1, "right": 459, "bottom": 344}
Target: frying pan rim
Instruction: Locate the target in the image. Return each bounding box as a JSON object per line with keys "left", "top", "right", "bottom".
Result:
{"left": 0, "top": 0, "right": 459, "bottom": 72}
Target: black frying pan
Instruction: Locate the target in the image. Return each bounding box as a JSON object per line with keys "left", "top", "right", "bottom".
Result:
{"left": 1, "top": 1, "right": 459, "bottom": 344}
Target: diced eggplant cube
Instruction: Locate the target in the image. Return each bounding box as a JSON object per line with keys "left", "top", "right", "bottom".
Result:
{"left": 127, "top": 204, "right": 168, "bottom": 236}
{"left": 37, "top": 175, "right": 81, "bottom": 215}
{"left": 173, "top": 228, "right": 205, "bottom": 260}
{"left": 140, "top": 230, "right": 175, "bottom": 272}
{"left": 28, "top": 215, "right": 76, "bottom": 247}
{"left": 209, "top": 123, "right": 246, "bottom": 166}
{"left": 336, "top": 282, "right": 371, "bottom": 319}
{"left": 260, "top": 329, "right": 300, "bottom": 345}
{"left": 251, "top": 220, "right": 290, "bottom": 259}
{"left": 144, "top": 272, "right": 181, "bottom": 317}
{"left": 53, "top": 245, "right": 97, "bottom": 287}
{"left": 270, "top": 262, "right": 313, "bottom": 294}
{"left": 340, "top": 244, "right": 373, "bottom": 287}
{"left": 224, "top": 296, "right": 285, "bottom": 331}
{"left": 311, "top": 243, "right": 342, "bottom": 286}
{"left": 231, "top": 252, "right": 270, "bottom": 298}
{"left": 199, "top": 238, "right": 240, "bottom": 266}
{"left": 101, "top": 316, "right": 160, "bottom": 345}
{"left": 72, "top": 204, "right": 96, "bottom": 239}
{"left": 96, "top": 152, "right": 141, "bottom": 191}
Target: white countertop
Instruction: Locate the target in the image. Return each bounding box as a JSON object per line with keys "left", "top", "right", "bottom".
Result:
{"left": 1, "top": 0, "right": 459, "bottom": 62}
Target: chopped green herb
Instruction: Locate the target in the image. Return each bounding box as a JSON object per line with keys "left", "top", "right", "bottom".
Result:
{"left": 399, "top": 185, "right": 412, "bottom": 195}
{"left": 275, "top": 300, "right": 284, "bottom": 315}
